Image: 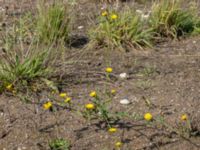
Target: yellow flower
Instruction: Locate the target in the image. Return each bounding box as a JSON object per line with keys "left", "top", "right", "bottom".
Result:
{"left": 181, "top": 114, "right": 188, "bottom": 121}
{"left": 115, "top": 142, "right": 123, "bottom": 147}
{"left": 105, "top": 67, "right": 113, "bottom": 73}
{"left": 90, "top": 91, "right": 97, "bottom": 97}
{"left": 101, "top": 11, "right": 108, "bottom": 16}
{"left": 43, "top": 101, "right": 52, "bottom": 110}
{"left": 64, "top": 97, "right": 71, "bottom": 103}
{"left": 111, "top": 14, "right": 118, "bottom": 20}
{"left": 51, "top": 90, "right": 57, "bottom": 94}
{"left": 12, "top": 90, "right": 17, "bottom": 95}
{"left": 111, "top": 89, "right": 116, "bottom": 94}
{"left": 85, "top": 103, "right": 95, "bottom": 110}
{"left": 6, "top": 84, "right": 13, "bottom": 91}
{"left": 59, "top": 93, "right": 67, "bottom": 98}
{"left": 108, "top": 127, "right": 117, "bottom": 133}
{"left": 144, "top": 113, "right": 153, "bottom": 121}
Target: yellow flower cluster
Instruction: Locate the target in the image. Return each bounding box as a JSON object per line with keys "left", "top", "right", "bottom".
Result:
{"left": 101, "top": 11, "right": 118, "bottom": 20}
{"left": 59, "top": 92, "right": 72, "bottom": 103}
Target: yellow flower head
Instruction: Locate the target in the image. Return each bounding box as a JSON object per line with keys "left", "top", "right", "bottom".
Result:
{"left": 59, "top": 93, "right": 67, "bottom": 98}
{"left": 51, "top": 90, "right": 57, "bottom": 94}
{"left": 12, "top": 90, "right": 17, "bottom": 95}
{"left": 115, "top": 141, "right": 123, "bottom": 147}
{"left": 43, "top": 101, "right": 52, "bottom": 110}
{"left": 90, "top": 91, "right": 97, "bottom": 97}
{"left": 105, "top": 67, "right": 113, "bottom": 73}
{"left": 144, "top": 113, "right": 153, "bottom": 121}
{"left": 64, "top": 97, "right": 71, "bottom": 103}
{"left": 181, "top": 114, "right": 188, "bottom": 121}
{"left": 85, "top": 103, "right": 95, "bottom": 110}
{"left": 111, "top": 89, "right": 116, "bottom": 94}
{"left": 101, "top": 11, "right": 108, "bottom": 16}
{"left": 6, "top": 84, "right": 13, "bottom": 91}
{"left": 108, "top": 127, "right": 117, "bottom": 133}
{"left": 111, "top": 14, "right": 118, "bottom": 20}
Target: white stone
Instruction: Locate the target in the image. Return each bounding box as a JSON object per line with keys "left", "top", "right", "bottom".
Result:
{"left": 120, "top": 99, "right": 130, "bottom": 105}
{"left": 136, "top": 9, "right": 143, "bottom": 14}
{"left": 141, "top": 14, "right": 149, "bottom": 20}
{"left": 78, "top": 26, "right": 84, "bottom": 29}
{"left": 119, "top": 73, "right": 127, "bottom": 79}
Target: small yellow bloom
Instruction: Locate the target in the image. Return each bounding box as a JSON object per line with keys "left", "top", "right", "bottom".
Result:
{"left": 64, "top": 97, "right": 71, "bottom": 103}
{"left": 51, "top": 90, "right": 57, "bottom": 94}
{"left": 12, "top": 90, "right": 17, "bottom": 95}
{"left": 111, "top": 89, "right": 116, "bottom": 94}
{"left": 108, "top": 127, "right": 117, "bottom": 133}
{"left": 105, "top": 67, "right": 113, "bottom": 73}
{"left": 181, "top": 114, "right": 188, "bottom": 121}
{"left": 43, "top": 101, "right": 52, "bottom": 110}
{"left": 85, "top": 103, "right": 95, "bottom": 110}
{"left": 90, "top": 91, "right": 97, "bottom": 97}
{"left": 111, "top": 14, "right": 118, "bottom": 20}
{"left": 101, "top": 11, "right": 108, "bottom": 16}
{"left": 115, "top": 141, "right": 123, "bottom": 147}
{"left": 59, "top": 93, "right": 67, "bottom": 98}
{"left": 6, "top": 84, "right": 13, "bottom": 91}
{"left": 144, "top": 113, "right": 153, "bottom": 121}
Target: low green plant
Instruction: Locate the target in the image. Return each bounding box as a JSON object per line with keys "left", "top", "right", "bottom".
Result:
{"left": 193, "top": 20, "right": 200, "bottom": 35}
{"left": 83, "top": 90, "right": 117, "bottom": 127}
{"left": 49, "top": 138, "right": 70, "bottom": 150}
{"left": 36, "top": 0, "right": 71, "bottom": 44}
{"left": 149, "top": 0, "right": 199, "bottom": 38}
{"left": 89, "top": 8, "right": 153, "bottom": 50}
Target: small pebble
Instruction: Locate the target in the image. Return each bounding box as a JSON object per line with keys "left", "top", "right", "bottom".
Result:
{"left": 78, "top": 26, "right": 84, "bottom": 29}
{"left": 119, "top": 73, "right": 127, "bottom": 79}
{"left": 120, "top": 99, "right": 130, "bottom": 105}
{"left": 136, "top": 9, "right": 143, "bottom": 14}
{"left": 141, "top": 14, "right": 149, "bottom": 20}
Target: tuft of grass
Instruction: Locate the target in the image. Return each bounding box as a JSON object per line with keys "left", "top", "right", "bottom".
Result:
{"left": 49, "top": 138, "right": 70, "bottom": 150}
{"left": 0, "top": 0, "right": 76, "bottom": 93}
{"left": 0, "top": 27, "right": 53, "bottom": 92}
{"left": 0, "top": 48, "right": 49, "bottom": 84}
{"left": 149, "top": 0, "right": 199, "bottom": 38}
{"left": 89, "top": 8, "right": 154, "bottom": 50}
{"left": 193, "top": 20, "right": 200, "bottom": 35}
{"left": 36, "top": 0, "right": 71, "bottom": 44}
